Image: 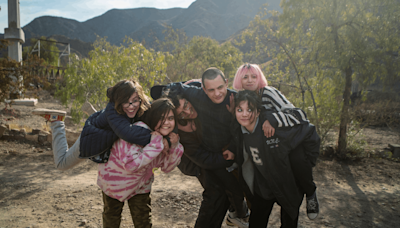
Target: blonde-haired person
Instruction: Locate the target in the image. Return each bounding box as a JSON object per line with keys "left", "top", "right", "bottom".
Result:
{"left": 232, "top": 63, "right": 320, "bottom": 220}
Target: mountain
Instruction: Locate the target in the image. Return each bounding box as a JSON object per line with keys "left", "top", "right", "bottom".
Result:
{"left": 16, "top": 0, "right": 281, "bottom": 47}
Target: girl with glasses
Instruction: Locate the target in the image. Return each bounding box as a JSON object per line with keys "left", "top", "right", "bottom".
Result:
{"left": 32, "top": 79, "right": 182, "bottom": 227}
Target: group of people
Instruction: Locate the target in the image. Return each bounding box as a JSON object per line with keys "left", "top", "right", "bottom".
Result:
{"left": 32, "top": 63, "right": 321, "bottom": 228}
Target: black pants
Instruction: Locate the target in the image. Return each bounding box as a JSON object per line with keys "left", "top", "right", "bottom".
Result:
{"left": 249, "top": 193, "right": 299, "bottom": 228}
{"left": 212, "top": 168, "right": 248, "bottom": 218}
{"left": 195, "top": 168, "right": 231, "bottom": 228}
{"left": 102, "top": 192, "right": 152, "bottom": 228}
{"left": 289, "top": 145, "right": 316, "bottom": 197}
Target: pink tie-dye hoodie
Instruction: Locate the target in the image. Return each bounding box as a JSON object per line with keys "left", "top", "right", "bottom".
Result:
{"left": 97, "top": 121, "right": 184, "bottom": 202}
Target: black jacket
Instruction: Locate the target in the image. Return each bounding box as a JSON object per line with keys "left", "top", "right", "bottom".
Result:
{"left": 79, "top": 102, "right": 151, "bottom": 163}
{"left": 231, "top": 115, "right": 320, "bottom": 220}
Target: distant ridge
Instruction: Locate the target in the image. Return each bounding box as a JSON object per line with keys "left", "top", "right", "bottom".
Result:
{"left": 21, "top": 0, "right": 280, "bottom": 44}
{"left": 1, "top": 0, "right": 281, "bottom": 57}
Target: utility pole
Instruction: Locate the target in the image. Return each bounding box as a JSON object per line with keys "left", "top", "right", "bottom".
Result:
{"left": 4, "top": 0, "right": 25, "bottom": 62}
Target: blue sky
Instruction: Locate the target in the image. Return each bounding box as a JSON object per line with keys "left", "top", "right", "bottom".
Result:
{"left": 0, "top": 0, "right": 196, "bottom": 34}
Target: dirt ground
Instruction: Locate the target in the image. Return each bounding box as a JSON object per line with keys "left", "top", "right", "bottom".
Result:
{"left": 0, "top": 90, "right": 400, "bottom": 228}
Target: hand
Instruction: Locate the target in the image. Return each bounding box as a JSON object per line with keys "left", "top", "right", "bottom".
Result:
{"left": 162, "top": 138, "right": 170, "bottom": 156}
{"left": 177, "top": 120, "right": 196, "bottom": 132}
{"left": 168, "top": 132, "right": 180, "bottom": 147}
{"left": 184, "top": 79, "right": 202, "bottom": 85}
{"left": 262, "top": 120, "right": 275, "bottom": 138}
{"left": 222, "top": 150, "right": 235, "bottom": 160}
{"left": 151, "top": 131, "right": 161, "bottom": 135}
{"left": 226, "top": 93, "right": 235, "bottom": 114}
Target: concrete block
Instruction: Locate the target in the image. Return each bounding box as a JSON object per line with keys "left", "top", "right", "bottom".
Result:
{"left": 389, "top": 144, "right": 400, "bottom": 158}
{"left": 5, "top": 98, "right": 38, "bottom": 106}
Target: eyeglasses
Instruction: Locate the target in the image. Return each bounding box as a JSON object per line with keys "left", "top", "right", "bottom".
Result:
{"left": 122, "top": 99, "right": 141, "bottom": 108}
{"left": 177, "top": 100, "right": 190, "bottom": 120}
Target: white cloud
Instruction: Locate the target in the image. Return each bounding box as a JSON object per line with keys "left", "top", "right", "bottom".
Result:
{"left": 1, "top": 0, "right": 195, "bottom": 34}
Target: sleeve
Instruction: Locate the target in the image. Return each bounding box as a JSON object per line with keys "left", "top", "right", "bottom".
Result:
{"left": 157, "top": 143, "right": 184, "bottom": 173}
{"left": 301, "top": 125, "right": 321, "bottom": 167}
{"left": 260, "top": 87, "right": 309, "bottom": 128}
{"left": 79, "top": 110, "right": 120, "bottom": 158}
{"left": 180, "top": 133, "right": 234, "bottom": 169}
{"left": 117, "top": 134, "right": 164, "bottom": 172}
{"left": 105, "top": 102, "right": 151, "bottom": 146}
{"left": 50, "top": 121, "right": 84, "bottom": 170}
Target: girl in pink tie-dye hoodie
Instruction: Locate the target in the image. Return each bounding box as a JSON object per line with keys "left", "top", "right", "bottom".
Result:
{"left": 98, "top": 98, "right": 183, "bottom": 228}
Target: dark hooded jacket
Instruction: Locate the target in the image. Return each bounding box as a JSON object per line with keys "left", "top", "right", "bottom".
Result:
{"left": 231, "top": 114, "right": 320, "bottom": 219}
{"left": 79, "top": 102, "right": 151, "bottom": 163}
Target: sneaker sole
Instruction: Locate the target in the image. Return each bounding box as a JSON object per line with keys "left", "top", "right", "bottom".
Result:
{"left": 226, "top": 220, "right": 235, "bottom": 226}
{"left": 226, "top": 217, "right": 248, "bottom": 228}
{"left": 307, "top": 212, "right": 318, "bottom": 220}
{"left": 32, "top": 108, "right": 66, "bottom": 116}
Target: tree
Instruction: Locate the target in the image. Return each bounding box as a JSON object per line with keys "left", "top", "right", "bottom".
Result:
{"left": 158, "top": 26, "right": 243, "bottom": 83}
{"left": 242, "top": 0, "right": 400, "bottom": 156}
{"left": 56, "top": 37, "right": 167, "bottom": 122}
{"left": 0, "top": 39, "right": 50, "bottom": 103}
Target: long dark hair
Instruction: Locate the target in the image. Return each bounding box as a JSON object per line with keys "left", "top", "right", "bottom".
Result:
{"left": 161, "top": 87, "right": 192, "bottom": 127}
{"left": 234, "top": 90, "right": 262, "bottom": 114}
{"left": 107, "top": 79, "right": 150, "bottom": 117}
{"left": 144, "top": 98, "right": 177, "bottom": 131}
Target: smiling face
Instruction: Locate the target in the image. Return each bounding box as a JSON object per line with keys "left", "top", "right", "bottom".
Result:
{"left": 175, "top": 99, "right": 198, "bottom": 120}
{"left": 235, "top": 100, "right": 259, "bottom": 132}
{"left": 203, "top": 75, "right": 228, "bottom": 104}
{"left": 122, "top": 92, "right": 141, "bottom": 118}
{"left": 241, "top": 72, "right": 259, "bottom": 91}
{"left": 154, "top": 110, "right": 175, "bottom": 136}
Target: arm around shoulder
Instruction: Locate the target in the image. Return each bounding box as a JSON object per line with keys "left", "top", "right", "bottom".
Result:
{"left": 105, "top": 102, "right": 151, "bottom": 146}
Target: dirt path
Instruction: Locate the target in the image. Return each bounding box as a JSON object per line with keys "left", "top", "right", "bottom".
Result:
{"left": 1, "top": 91, "right": 400, "bottom": 228}
{"left": 1, "top": 141, "right": 399, "bottom": 228}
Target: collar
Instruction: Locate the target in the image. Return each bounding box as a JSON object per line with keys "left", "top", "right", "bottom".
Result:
{"left": 241, "top": 117, "right": 260, "bottom": 134}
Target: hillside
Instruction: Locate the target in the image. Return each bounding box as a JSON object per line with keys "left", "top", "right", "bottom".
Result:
{"left": 1, "top": 0, "right": 281, "bottom": 55}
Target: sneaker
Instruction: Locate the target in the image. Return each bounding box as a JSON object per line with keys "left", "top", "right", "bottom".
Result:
{"left": 81, "top": 101, "right": 97, "bottom": 116}
{"left": 226, "top": 211, "right": 249, "bottom": 228}
{"left": 306, "top": 191, "right": 319, "bottom": 220}
{"left": 32, "top": 108, "right": 66, "bottom": 122}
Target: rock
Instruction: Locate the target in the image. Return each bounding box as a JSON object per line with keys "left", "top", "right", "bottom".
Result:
{"left": 389, "top": 144, "right": 400, "bottom": 158}
{"left": 39, "top": 130, "right": 50, "bottom": 135}
{"left": 31, "top": 129, "right": 41, "bottom": 135}
{"left": 25, "top": 134, "right": 38, "bottom": 142}
{"left": 38, "top": 131, "right": 50, "bottom": 144}
{"left": 19, "top": 128, "right": 27, "bottom": 135}
{"left": 0, "top": 124, "right": 7, "bottom": 138}
{"left": 10, "top": 129, "right": 19, "bottom": 135}
{"left": 79, "top": 219, "right": 88, "bottom": 225}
